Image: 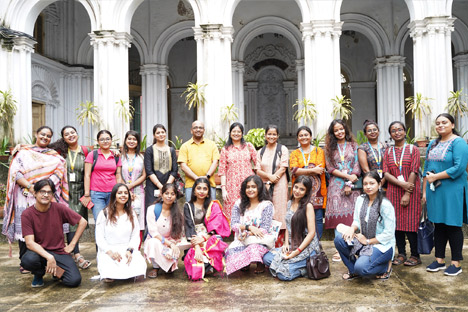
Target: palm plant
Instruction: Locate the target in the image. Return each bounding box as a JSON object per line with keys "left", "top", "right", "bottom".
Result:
{"left": 76, "top": 101, "right": 100, "bottom": 145}
{"left": 356, "top": 130, "right": 368, "bottom": 145}
{"left": 331, "top": 95, "right": 353, "bottom": 121}
{"left": 446, "top": 89, "right": 468, "bottom": 117}
{"left": 221, "top": 104, "right": 239, "bottom": 126}
{"left": 405, "top": 93, "right": 432, "bottom": 139}
{"left": 115, "top": 99, "right": 135, "bottom": 132}
{"left": 169, "top": 136, "right": 184, "bottom": 150}
{"left": 293, "top": 98, "right": 317, "bottom": 124}
{"left": 181, "top": 82, "right": 207, "bottom": 110}
{"left": 0, "top": 89, "right": 17, "bottom": 144}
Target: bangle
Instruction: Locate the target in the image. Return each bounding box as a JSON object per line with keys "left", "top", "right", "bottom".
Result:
{"left": 126, "top": 247, "right": 134, "bottom": 254}
{"left": 84, "top": 194, "right": 90, "bottom": 197}
{"left": 26, "top": 183, "right": 32, "bottom": 189}
{"left": 366, "top": 239, "right": 370, "bottom": 245}
{"left": 297, "top": 247, "right": 302, "bottom": 253}
{"left": 161, "top": 237, "right": 165, "bottom": 244}
{"left": 203, "top": 236, "right": 208, "bottom": 242}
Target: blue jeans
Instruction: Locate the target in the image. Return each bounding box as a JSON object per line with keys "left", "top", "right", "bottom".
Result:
{"left": 334, "top": 233, "right": 393, "bottom": 276}
{"left": 315, "top": 209, "right": 324, "bottom": 239}
{"left": 90, "top": 191, "right": 111, "bottom": 221}
{"left": 263, "top": 248, "right": 317, "bottom": 281}
{"left": 185, "top": 187, "right": 216, "bottom": 202}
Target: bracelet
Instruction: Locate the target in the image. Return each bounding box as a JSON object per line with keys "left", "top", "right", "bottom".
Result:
{"left": 366, "top": 239, "right": 370, "bottom": 246}
{"left": 84, "top": 194, "right": 90, "bottom": 197}
{"left": 345, "top": 181, "right": 353, "bottom": 187}
{"left": 245, "top": 224, "right": 250, "bottom": 231}
{"left": 126, "top": 247, "right": 134, "bottom": 254}
{"left": 26, "top": 183, "right": 32, "bottom": 189}
{"left": 297, "top": 247, "right": 302, "bottom": 253}
{"left": 161, "top": 237, "right": 165, "bottom": 244}
{"left": 203, "top": 236, "right": 208, "bottom": 242}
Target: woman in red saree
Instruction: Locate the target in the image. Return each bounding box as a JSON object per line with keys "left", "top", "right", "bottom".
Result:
{"left": 183, "top": 177, "right": 230, "bottom": 280}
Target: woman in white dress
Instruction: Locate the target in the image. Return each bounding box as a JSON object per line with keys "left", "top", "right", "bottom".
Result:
{"left": 95, "top": 183, "right": 147, "bottom": 282}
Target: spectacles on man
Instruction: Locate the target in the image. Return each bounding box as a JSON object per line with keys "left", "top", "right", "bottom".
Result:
{"left": 39, "top": 190, "right": 53, "bottom": 196}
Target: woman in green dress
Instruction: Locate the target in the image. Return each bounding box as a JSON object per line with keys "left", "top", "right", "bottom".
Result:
{"left": 51, "top": 126, "right": 92, "bottom": 269}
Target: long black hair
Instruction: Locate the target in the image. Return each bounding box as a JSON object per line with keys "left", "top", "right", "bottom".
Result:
{"left": 107, "top": 183, "right": 135, "bottom": 230}
{"left": 49, "top": 125, "right": 77, "bottom": 157}
{"left": 325, "top": 119, "right": 354, "bottom": 165}
{"left": 428, "top": 113, "right": 460, "bottom": 152}
{"left": 387, "top": 121, "right": 406, "bottom": 136}
{"left": 362, "top": 170, "right": 385, "bottom": 221}
{"left": 239, "top": 175, "right": 270, "bottom": 216}
{"left": 190, "top": 177, "right": 212, "bottom": 211}
{"left": 363, "top": 119, "right": 379, "bottom": 133}
{"left": 225, "top": 122, "right": 246, "bottom": 148}
{"left": 290, "top": 175, "right": 313, "bottom": 249}
{"left": 123, "top": 130, "right": 141, "bottom": 158}
{"left": 157, "top": 183, "right": 183, "bottom": 239}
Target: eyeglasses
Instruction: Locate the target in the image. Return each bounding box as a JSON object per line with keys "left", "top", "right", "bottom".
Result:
{"left": 391, "top": 128, "right": 405, "bottom": 134}
{"left": 99, "top": 138, "right": 112, "bottom": 142}
{"left": 366, "top": 129, "right": 379, "bottom": 133}
{"left": 39, "top": 190, "right": 53, "bottom": 196}
{"left": 192, "top": 126, "right": 204, "bottom": 130}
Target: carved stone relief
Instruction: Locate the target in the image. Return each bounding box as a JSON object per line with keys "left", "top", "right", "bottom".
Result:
{"left": 257, "top": 68, "right": 286, "bottom": 131}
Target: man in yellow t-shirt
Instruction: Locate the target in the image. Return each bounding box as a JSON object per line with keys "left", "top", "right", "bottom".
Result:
{"left": 178, "top": 120, "right": 220, "bottom": 202}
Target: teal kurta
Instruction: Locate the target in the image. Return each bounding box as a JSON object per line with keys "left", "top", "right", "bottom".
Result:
{"left": 66, "top": 147, "right": 88, "bottom": 231}
{"left": 423, "top": 137, "right": 468, "bottom": 227}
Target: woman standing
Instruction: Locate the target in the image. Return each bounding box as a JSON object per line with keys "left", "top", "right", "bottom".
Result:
{"left": 225, "top": 175, "right": 274, "bottom": 275}
{"left": 335, "top": 170, "right": 395, "bottom": 280}
{"left": 183, "top": 178, "right": 231, "bottom": 280}
{"left": 423, "top": 113, "right": 468, "bottom": 276}
{"left": 2, "top": 126, "right": 68, "bottom": 269}
{"left": 50, "top": 126, "right": 91, "bottom": 269}
{"left": 256, "top": 125, "right": 289, "bottom": 231}
{"left": 82, "top": 130, "right": 123, "bottom": 222}
{"left": 358, "top": 120, "right": 387, "bottom": 181}
{"left": 263, "top": 176, "right": 320, "bottom": 281}
{"left": 95, "top": 183, "right": 147, "bottom": 282}
{"left": 324, "top": 119, "right": 361, "bottom": 261}
{"left": 219, "top": 122, "right": 258, "bottom": 221}
{"left": 144, "top": 184, "right": 184, "bottom": 278}
{"left": 121, "top": 131, "right": 146, "bottom": 237}
{"left": 144, "top": 124, "right": 178, "bottom": 208}
{"left": 383, "top": 121, "right": 421, "bottom": 267}
{"left": 289, "top": 126, "right": 327, "bottom": 238}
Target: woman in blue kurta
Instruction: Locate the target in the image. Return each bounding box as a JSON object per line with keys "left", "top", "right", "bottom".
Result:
{"left": 423, "top": 113, "right": 468, "bottom": 276}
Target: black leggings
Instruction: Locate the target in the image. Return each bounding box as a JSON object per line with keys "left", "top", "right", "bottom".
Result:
{"left": 395, "top": 230, "right": 419, "bottom": 258}
{"left": 434, "top": 223, "right": 464, "bottom": 261}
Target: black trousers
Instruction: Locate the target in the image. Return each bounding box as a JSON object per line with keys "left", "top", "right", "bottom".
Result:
{"left": 434, "top": 223, "right": 464, "bottom": 261}
{"left": 66, "top": 231, "right": 80, "bottom": 254}
{"left": 395, "top": 230, "right": 419, "bottom": 258}
{"left": 20, "top": 250, "right": 81, "bottom": 287}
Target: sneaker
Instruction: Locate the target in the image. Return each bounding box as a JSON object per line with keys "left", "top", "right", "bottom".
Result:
{"left": 444, "top": 265, "right": 462, "bottom": 276}
{"left": 426, "top": 261, "right": 446, "bottom": 272}
{"left": 31, "top": 274, "right": 44, "bottom": 288}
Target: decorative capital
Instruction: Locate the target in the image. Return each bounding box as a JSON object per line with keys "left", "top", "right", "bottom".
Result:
{"left": 453, "top": 54, "right": 468, "bottom": 68}
{"left": 89, "top": 31, "right": 132, "bottom": 48}
{"left": 374, "top": 55, "right": 406, "bottom": 69}
{"left": 0, "top": 27, "right": 36, "bottom": 52}
{"left": 409, "top": 17, "right": 455, "bottom": 38}
{"left": 295, "top": 59, "right": 304, "bottom": 71}
{"left": 301, "top": 21, "right": 342, "bottom": 40}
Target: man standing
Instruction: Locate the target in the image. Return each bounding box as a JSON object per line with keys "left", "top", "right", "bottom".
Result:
{"left": 178, "top": 120, "right": 219, "bottom": 201}
{"left": 20, "top": 180, "right": 87, "bottom": 288}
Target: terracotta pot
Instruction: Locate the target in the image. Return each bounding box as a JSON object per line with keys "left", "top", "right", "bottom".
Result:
{"left": 416, "top": 139, "right": 428, "bottom": 147}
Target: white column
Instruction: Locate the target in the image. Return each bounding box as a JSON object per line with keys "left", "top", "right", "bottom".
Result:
{"left": 245, "top": 82, "right": 258, "bottom": 131}
{"left": 0, "top": 36, "right": 36, "bottom": 143}
{"left": 231, "top": 61, "right": 245, "bottom": 126}
{"left": 349, "top": 82, "right": 377, "bottom": 135}
{"left": 454, "top": 54, "right": 468, "bottom": 131}
{"left": 409, "top": 17, "right": 455, "bottom": 138}
{"left": 283, "top": 81, "right": 297, "bottom": 135}
{"left": 193, "top": 24, "right": 233, "bottom": 139}
{"left": 90, "top": 31, "right": 132, "bottom": 143}
{"left": 301, "top": 21, "right": 343, "bottom": 135}
{"left": 295, "top": 59, "right": 305, "bottom": 105}
{"left": 375, "top": 56, "right": 406, "bottom": 141}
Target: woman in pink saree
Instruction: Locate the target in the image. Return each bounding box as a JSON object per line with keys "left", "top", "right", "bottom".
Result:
{"left": 184, "top": 177, "right": 230, "bottom": 280}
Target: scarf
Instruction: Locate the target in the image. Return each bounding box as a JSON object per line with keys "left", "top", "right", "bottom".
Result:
{"left": 350, "top": 196, "right": 380, "bottom": 257}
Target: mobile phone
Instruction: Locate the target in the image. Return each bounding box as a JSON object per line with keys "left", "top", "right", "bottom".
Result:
{"left": 429, "top": 170, "right": 441, "bottom": 188}
{"left": 54, "top": 266, "right": 65, "bottom": 279}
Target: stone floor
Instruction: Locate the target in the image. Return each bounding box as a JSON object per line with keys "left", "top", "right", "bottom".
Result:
{"left": 1, "top": 241, "right": 468, "bottom": 312}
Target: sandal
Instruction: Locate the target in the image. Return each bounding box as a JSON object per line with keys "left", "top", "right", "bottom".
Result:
{"left": 254, "top": 263, "right": 265, "bottom": 274}
{"left": 104, "top": 278, "right": 114, "bottom": 283}
{"left": 75, "top": 256, "right": 92, "bottom": 270}
{"left": 342, "top": 272, "right": 359, "bottom": 280}
{"left": 148, "top": 268, "right": 159, "bottom": 278}
{"left": 392, "top": 254, "right": 406, "bottom": 266}
{"left": 332, "top": 252, "right": 342, "bottom": 262}
{"left": 376, "top": 267, "right": 393, "bottom": 280}
{"left": 404, "top": 256, "right": 422, "bottom": 266}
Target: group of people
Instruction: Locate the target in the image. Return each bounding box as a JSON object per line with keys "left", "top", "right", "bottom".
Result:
{"left": 2, "top": 112, "right": 467, "bottom": 287}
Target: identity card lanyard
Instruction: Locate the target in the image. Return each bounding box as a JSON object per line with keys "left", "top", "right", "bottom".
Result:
{"left": 300, "top": 147, "right": 311, "bottom": 169}
{"left": 126, "top": 155, "right": 136, "bottom": 184}
{"left": 68, "top": 149, "right": 79, "bottom": 182}
{"left": 368, "top": 142, "right": 382, "bottom": 177}
{"left": 392, "top": 142, "right": 407, "bottom": 182}
{"left": 337, "top": 141, "right": 347, "bottom": 171}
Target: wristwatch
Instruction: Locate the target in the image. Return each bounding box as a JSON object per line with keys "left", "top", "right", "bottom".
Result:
{"left": 206, "top": 174, "right": 211, "bottom": 180}
{"left": 366, "top": 239, "right": 370, "bottom": 245}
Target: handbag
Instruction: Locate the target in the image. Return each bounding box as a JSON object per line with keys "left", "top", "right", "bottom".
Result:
{"left": 306, "top": 244, "right": 330, "bottom": 280}
{"left": 174, "top": 173, "right": 185, "bottom": 198}
{"left": 417, "top": 204, "right": 434, "bottom": 255}
{"left": 241, "top": 220, "right": 282, "bottom": 250}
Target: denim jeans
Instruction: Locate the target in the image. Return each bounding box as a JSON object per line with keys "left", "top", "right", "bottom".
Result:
{"left": 334, "top": 232, "right": 393, "bottom": 276}
{"left": 90, "top": 190, "right": 111, "bottom": 221}
{"left": 263, "top": 248, "right": 317, "bottom": 281}
{"left": 315, "top": 208, "right": 324, "bottom": 239}
{"left": 185, "top": 187, "right": 216, "bottom": 202}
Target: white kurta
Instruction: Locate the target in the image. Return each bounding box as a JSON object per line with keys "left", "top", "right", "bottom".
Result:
{"left": 96, "top": 210, "right": 147, "bottom": 280}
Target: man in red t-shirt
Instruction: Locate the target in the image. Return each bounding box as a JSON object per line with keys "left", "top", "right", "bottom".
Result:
{"left": 21, "top": 180, "right": 87, "bottom": 287}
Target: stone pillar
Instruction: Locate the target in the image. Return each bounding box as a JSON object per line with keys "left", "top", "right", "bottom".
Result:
{"left": 295, "top": 59, "right": 304, "bottom": 107}
{"left": 0, "top": 34, "right": 36, "bottom": 143}
{"left": 409, "top": 17, "right": 455, "bottom": 138}
{"left": 301, "top": 21, "right": 343, "bottom": 135}
{"left": 193, "top": 25, "right": 233, "bottom": 139}
{"left": 454, "top": 54, "right": 468, "bottom": 131}
{"left": 140, "top": 64, "right": 169, "bottom": 139}
{"left": 375, "top": 56, "right": 406, "bottom": 142}
{"left": 90, "top": 31, "right": 132, "bottom": 143}
{"left": 245, "top": 82, "right": 258, "bottom": 131}
{"left": 283, "top": 81, "right": 297, "bottom": 136}
{"left": 349, "top": 82, "right": 377, "bottom": 135}
{"left": 231, "top": 61, "right": 245, "bottom": 126}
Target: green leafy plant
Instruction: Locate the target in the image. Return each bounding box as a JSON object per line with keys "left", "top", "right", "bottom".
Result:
{"left": 0, "top": 89, "right": 18, "bottom": 144}
{"left": 140, "top": 135, "right": 147, "bottom": 152}
{"left": 356, "top": 130, "right": 368, "bottom": 145}
{"left": 169, "top": 136, "right": 184, "bottom": 150}
{"left": 244, "top": 128, "right": 265, "bottom": 150}
{"left": 405, "top": 93, "right": 432, "bottom": 139}
{"left": 0, "top": 183, "right": 7, "bottom": 207}
{"left": 23, "top": 134, "right": 35, "bottom": 145}
{"left": 115, "top": 99, "right": 135, "bottom": 133}
{"left": 461, "top": 129, "right": 468, "bottom": 139}
{"left": 405, "top": 127, "right": 416, "bottom": 144}
{"left": 312, "top": 132, "right": 326, "bottom": 149}
{"left": 221, "top": 104, "right": 239, "bottom": 126}
{"left": 76, "top": 101, "right": 100, "bottom": 145}
{"left": 215, "top": 135, "right": 227, "bottom": 150}
{"left": 446, "top": 89, "right": 468, "bottom": 117}
{"left": 331, "top": 95, "right": 353, "bottom": 121}
{"left": 181, "top": 82, "right": 207, "bottom": 110}
{"left": 0, "top": 137, "right": 9, "bottom": 156}
{"left": 293, "top": 98, "right": 317, "bottom": 124}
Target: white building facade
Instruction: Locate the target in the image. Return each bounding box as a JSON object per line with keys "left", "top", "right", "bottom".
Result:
{"left": 1, "top": 0, "right": 467, "bottom": 145}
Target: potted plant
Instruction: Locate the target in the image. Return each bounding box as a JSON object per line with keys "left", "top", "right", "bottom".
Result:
{"left": 181, "top": 82, "right": 207, "bottom": 111}
{"left": 293, "top": 98, "right": 317, "bottom": 125}
{"left": 0, "top": 182, "right": 6, "bottom": 218}
{"left": 405, "top": 93, "right": 432, "bottom": 147}
{"left": 0, "top": 89, "right": 18, "bottom": 145}
{"left": 221, "top": 103, "right": 239, "bottom": 128}
{"left": 244, "top": 128, "right": 265, "bottom": 150}
{"left": 169, "top": 136, "right": 184, "bottom": 157}
{"left": 115, "top": 99, "right": 135, "bottom": 149}
{"left": 331, "top": 95, "right": 353, "bottom": 121}
{"left": 76, "top": 101, "right": 101, "bottom": 146}
{"left": 356, "top": 130, "right": 368, "bottom": 145}
{"left": 446, "top": 89, "right": 468, "bottom": 125}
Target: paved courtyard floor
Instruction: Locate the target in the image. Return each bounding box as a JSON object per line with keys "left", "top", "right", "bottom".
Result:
{"left": 1, "top": 241, "right": 468, "bottom": 312}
